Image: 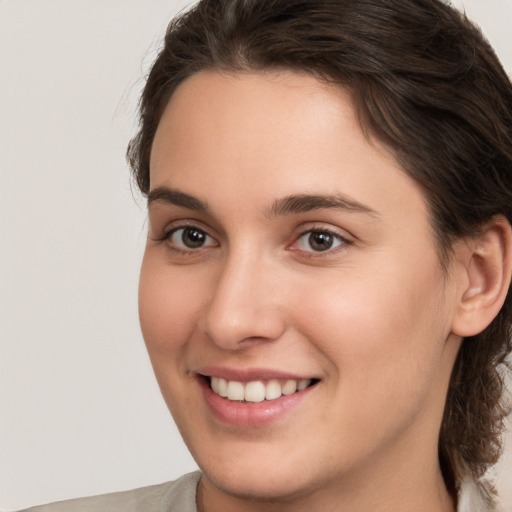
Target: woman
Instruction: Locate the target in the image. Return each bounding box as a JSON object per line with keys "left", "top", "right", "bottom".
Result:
{"left": 23, "top": 0, "right": 512, "bottom": 510}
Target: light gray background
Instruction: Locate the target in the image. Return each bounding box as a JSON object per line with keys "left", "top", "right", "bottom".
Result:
{"left": 1, "top": 1, "right": 511, "bottom": 510}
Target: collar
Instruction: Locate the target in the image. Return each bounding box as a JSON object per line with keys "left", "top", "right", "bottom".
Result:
{"left": 457, "top": 475, "right": 494, "bottom": 512}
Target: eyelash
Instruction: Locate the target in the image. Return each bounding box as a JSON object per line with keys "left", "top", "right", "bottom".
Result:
{"left": 153, "top": 224, "right": 218, "bottom": 254}
{"left": 290, "top": 227, "right": 352, "bottom": 256}
{"left": 153, "top": 223, "right": 352, "bottom": 257}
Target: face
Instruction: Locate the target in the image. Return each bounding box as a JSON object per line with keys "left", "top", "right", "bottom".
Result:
{"left": 140, "top": 71, "right": 462, "bottom": 503}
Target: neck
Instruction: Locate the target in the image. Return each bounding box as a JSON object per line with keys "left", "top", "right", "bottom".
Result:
{"left": 197, "top": 457, "right": 456, "bottom": 512}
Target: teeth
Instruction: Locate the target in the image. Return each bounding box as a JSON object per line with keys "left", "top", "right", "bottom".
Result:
{"left": 297, "top": 379, "right": 309, "bottom": 391}
{"left": 218, "top": 378, "right": 228, "bottom": 397}
{"left": 265, "top": 379, "right": 282, "bottom": 400}
{"left": 245, "top": 381, "right": 266, "bottom": 403}
{"left": 227, "top": 381, "right": 244, "bottom": 401}
{"left": 210, "top": 377, "right": 312, "bottom": 402}
{"left": 282, "top": 379, "right": 298, "bottom": 395}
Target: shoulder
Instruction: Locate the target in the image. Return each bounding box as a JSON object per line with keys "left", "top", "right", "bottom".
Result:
{"left": 19, "top": 472, "right": 201, "bottom": 512}
{"left": 457, "top": 474, "right": 500, "bottom": 512}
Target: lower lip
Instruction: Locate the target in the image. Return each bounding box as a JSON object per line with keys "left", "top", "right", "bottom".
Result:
{"left": 199, "top": 378, "right": 314, "bottom": 428}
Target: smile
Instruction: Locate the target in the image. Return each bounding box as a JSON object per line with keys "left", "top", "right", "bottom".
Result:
{"left": 197, "top": 371, "right": 320, "bottom": 427}
{"left": 209, "top": 377, "right": 313, "bottom": 403}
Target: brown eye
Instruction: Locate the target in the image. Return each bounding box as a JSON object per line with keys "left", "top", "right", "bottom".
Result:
{"left": 295, "top": 230, "right": 346, "bottom": 253}
{"left": 168, "top": 227, "right": 217, "bottom": 250}
{"left": 181, "top": 227, "right": 206, "bottom": 248}
{"left": 308, "top": 232, "right": 334, "bottom": 251}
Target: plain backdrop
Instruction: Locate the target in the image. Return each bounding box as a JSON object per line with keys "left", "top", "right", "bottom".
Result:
{"left": 1, "top": 1, "right": 511, "bottom": 510}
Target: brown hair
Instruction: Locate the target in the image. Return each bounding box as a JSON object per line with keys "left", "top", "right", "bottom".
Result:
{"left": 128, "top": 0, "right": 512, "bottom": 498}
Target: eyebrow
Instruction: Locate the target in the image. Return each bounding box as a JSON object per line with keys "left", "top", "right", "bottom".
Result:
{"left": 267, "top": 194, "right": 378, "bottom": 218}
{"left": 147, "top": 186, "right": 378, "bottom": 218}
{"left": 147, "top": 186, "right": 209, "bottom": 212}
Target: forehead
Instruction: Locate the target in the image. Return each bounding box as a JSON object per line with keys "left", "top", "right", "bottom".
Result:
{"left": 150, "top": 70, "right": 359, "bottom": 178}
{"left": 150, "top": 70, "right": 430, "bottom": 231}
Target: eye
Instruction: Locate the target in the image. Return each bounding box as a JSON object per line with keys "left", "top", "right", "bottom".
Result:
{"left": 294, "top": 229, "right": 347, "bottom": 253}
{"left": 167, "top": 226, "right": 217, "bottom": 250}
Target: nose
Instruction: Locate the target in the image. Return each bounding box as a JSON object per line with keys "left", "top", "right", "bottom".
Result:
{"left": 199, "top": 250, "right": 287, "bottom": 350}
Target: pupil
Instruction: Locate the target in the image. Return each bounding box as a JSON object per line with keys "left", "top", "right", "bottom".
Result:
{"left": 182, "top": 228, "right": 205, "bottom": 248}
{"left": 309, "top": 232, "right": 333, "bottom": 251}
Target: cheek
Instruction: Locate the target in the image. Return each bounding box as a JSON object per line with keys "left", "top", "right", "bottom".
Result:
{"left": 297, "top": 257, "right": 451, "bottom": 414}
{"left": 138, "top": 254, "right": 204, "bottom": 359}
{"left": 138, "top": 254, "right": 211, "bottom": 426}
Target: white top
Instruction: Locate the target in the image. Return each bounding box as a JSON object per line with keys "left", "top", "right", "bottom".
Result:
{"left": 20, "top": 471, "right": 497, "bottom": 512}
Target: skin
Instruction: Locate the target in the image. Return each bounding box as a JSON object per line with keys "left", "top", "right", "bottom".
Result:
{"left": 139, "top": 70, "right": 468, "bottom": 511}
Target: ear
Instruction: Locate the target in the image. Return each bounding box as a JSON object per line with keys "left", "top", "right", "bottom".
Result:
{"left": 451, "top": 215, "right": 512, "bottom": 338}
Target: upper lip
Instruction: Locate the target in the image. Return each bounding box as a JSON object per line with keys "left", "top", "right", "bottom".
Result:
{"left": 195, "top": 366, "right": 318, "bottom": 383}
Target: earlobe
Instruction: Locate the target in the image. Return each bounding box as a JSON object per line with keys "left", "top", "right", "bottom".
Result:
{"left": 451, "top": 215, "right": 512, "bottom": 338}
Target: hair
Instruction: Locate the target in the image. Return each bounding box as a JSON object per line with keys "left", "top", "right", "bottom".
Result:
{"left": 128, "top": 0, "right": 512, "bottom": 499}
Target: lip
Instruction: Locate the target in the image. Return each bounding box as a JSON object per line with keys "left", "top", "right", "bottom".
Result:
{"left": 196, "top": 366, "right": 316, "bottom": 383}
{"left": 196, "top": 367, "right": 318, "bottom": 428}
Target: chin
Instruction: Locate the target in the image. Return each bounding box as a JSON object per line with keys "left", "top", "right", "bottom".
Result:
{"left": 201, "top": 462, "right": 320, "bottom": 502}
{"left": 188, "top": 436, "right": 338, "bottom": 504}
